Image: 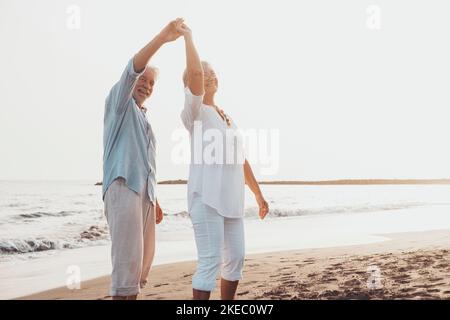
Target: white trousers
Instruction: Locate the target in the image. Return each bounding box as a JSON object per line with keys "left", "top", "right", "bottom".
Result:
{"left": 104, "top": 178, "right": 155, "bottom": 297}
{"left": 190, "top": 195, "right": 245, "bottom": 292}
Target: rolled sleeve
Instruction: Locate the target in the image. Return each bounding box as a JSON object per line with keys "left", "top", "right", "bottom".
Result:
{"left": 127, "top": 58, "right": 146, "bottom": 78}
{"left": 181, "top": 87, "right": 203, "bottom": 130}
{"left": 108, "top": 58, "right": 146, "bottom": 115}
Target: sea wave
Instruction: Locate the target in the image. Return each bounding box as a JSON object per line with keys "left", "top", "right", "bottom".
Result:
{"left": 171, "top": 211, "right": 189, "bottom": 218}
{"left": 15, "top": 210, "right": 80, "bottom": 219}
{"left": 0, "top": 225, "right": 109, "bottom": 254}
{"left": 0, "top": 201, "right": 441, "bottom": 255}
{"left": 0, "top": 238, "right": 73, "bottom": 254}
{"left": 165, "top": 201, "right": 435, "bottom": 219}
{"left": 243, "top": 202, "right": 433, "bottom": 218}
{"left": 3, "top": 203, "right": 27, "bottom": 208}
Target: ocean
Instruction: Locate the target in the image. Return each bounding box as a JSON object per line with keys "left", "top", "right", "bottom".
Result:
{"left": 1, "top": 181, "right": 450, "bottom": 256}
{"left": 1, "top": 181, "right": 450, "bottom": 298}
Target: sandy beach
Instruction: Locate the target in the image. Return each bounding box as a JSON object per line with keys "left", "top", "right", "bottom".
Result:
{"left": 3, "top": 0, "right": 450, "bottom": 305}
{"left": 20, "top": 229, "right": 450, "bottom": 300}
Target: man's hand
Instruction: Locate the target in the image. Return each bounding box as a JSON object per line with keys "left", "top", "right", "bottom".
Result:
{"left": 256, "top": 194, "right": 269, "bottom": 220}
{"left": 158, "top": 18, "right": 184, "bottom": 43}
{"left": 133, "top": 18, "right": 184, "bottom": 73}
{"left": 155, "top": 200, "right": 164, "bottom": 224}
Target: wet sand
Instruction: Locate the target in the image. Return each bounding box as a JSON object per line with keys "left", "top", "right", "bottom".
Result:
{"left": 20, "top": 229, "right": 450, "bottom": 300}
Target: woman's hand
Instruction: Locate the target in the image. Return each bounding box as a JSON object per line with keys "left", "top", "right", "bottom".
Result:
{"left": 177, "top": 22, "right": 192, "bottom": 38}
{"left": 155, "top": 200, "right": 164, "bottom": 224}
{"left": 256, "top": 193, "right": 269, "bottom": 220}
{"left": 244, "top": 159, "right": 269, "bottom": 220}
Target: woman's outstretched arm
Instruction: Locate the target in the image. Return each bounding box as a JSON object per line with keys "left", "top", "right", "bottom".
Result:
{"left": 178, "top": 23, "right": 204, "bottom": 96}
{"left": 244, "top": 159, "right": 269, "bottom": 219}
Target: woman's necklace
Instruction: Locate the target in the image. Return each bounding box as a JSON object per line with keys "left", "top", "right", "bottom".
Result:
{"left": 212, "top": 105, "right": 231, "bottom": 127}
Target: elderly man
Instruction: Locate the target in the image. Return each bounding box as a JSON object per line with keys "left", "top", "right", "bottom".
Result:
{"left": 102, "top": 18, "right": 183, "bottom": 300}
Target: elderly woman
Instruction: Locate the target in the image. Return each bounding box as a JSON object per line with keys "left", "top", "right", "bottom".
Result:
{"left": 177, "top": 23, "right": 269, "bottom": 300}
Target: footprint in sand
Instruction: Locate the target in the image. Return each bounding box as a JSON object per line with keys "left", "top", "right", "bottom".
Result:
{"left": 318, "top": 290, "right": 341, "bottom": 298}
{"left": 247, "top": 263, "right": 260, "bottom": 267}
{"left": 322, "top": 277, "right": 338, "bottom": 282}
{"left": 418, "top": 270, "right": 429, "bottom": 275}
{"left": 154, "top": 283, "right": 169, "bottom": 288}
{"left": 431, "top": 283, "right": 446, "bottom": 287}
{"left": 282, "top": 280, "right": 297, "bottom": 286}
{"left": 325, "top": 266, "right": 337, "bottom": 271}
{"left": 412, "top": 284, "right": 435, "bottom": 289}
{"left": 391, "top": 272, "right": 410, "bottom": 278}
{"left": 407, "top": 291, "right": 435, "bottom": 298}
{"left": 264, "top": 293, "right": 291, "bottom": 299}
{"left": 396, "top": 280, "right": 411, "bottom": 285}
{"left": 343, "top": 279, "right": 362, "bottom": 287}
{"left": 426, "top": 289, "right": 440, "bottom": 293}
{"left": 330, "top": 262, "right": 343, "bottom": 267}
{"left": 303, "top": 259, "right": 315, "bottom": 264}
{"left": 355, "top": 270, "right": 367, "bottom": 275}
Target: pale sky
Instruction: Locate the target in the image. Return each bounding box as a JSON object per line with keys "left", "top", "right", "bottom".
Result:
{"left": 0, "top": 0, "right": 449, "bottom": 181}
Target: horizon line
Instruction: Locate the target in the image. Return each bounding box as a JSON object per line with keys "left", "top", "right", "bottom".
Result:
{"left": 156, "top": 178, "right": 450, "bottom": 185}
{"left": 2, "top": 178, "right": 450, "bottom": 185}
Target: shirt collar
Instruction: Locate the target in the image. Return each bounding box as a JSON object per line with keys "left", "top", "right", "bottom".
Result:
{"left": 133, "top": 97, "right": 147, "bottom": 114}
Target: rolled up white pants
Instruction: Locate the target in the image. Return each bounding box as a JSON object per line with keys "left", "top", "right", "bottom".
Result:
{"left": 190, "top": 195, "right": 245, "bottom": 292}
{"left": 104, "top": 177, "right": 155, "bottom": 297}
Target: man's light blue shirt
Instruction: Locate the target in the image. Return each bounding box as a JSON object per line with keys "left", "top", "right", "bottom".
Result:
{"left": 102, "top": 59, "right": 156, "bottom": 202}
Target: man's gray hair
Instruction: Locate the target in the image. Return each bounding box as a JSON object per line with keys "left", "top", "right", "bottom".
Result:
{"left": 147, "top": 65, "right": 160, "bottom": 80}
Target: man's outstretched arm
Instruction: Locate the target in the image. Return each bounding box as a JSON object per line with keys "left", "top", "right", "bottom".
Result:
{"left": 133, "top": 18, "right": 184, "bottom": 72}
{"left": 110, "top": 18, "right": 184, "bottom": 114}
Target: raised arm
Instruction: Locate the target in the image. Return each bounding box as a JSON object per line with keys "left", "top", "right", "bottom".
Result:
{"left": 110, "top": 19, "right": 184, "bottom": 114}
{"left": 178, "top": 23, "right": 204, "bottom": 96}
{"left": 244, "top": 159, "right": 269, "bottom": 220}
{"left": 134, "top": 18, "right": 184, "bottom": 72}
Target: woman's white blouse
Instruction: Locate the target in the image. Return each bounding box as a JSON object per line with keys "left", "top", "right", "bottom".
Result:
{"left": 181, "top": 87, "right": 245, "bottom": 218}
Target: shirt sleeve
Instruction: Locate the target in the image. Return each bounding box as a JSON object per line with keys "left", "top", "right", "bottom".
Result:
{"left": 180, "top": 87, "right": 203, "bottom": 131}
{"left": 108, "top": 58, "right": 146, "bottom": 115}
